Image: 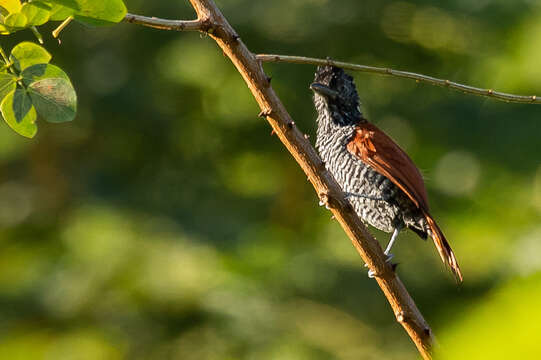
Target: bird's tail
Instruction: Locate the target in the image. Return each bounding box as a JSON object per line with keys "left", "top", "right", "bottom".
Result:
{"left": 424, "top": 212, "right": 463, "bottom": 282}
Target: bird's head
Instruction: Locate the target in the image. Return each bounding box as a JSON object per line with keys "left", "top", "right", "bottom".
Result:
{"left": 310, "top": 65, "right": 364, "bottom": 126}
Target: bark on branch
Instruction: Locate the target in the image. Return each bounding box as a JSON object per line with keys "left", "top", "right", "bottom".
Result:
{"left": 124, "top": 4, "right": 436, "bottom": 358}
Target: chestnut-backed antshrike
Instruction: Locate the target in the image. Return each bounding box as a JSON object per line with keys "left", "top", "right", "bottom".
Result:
{"left": 311, "top": 65, "right": 462, "bottom": 281}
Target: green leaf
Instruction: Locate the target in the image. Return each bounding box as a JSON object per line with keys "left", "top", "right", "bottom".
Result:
{"left": 49, "top": 4, "right": 73, "bottom": 21}
{"left": 10, "top": 42, "right": 52, "bottom": 71}
{"left": 46, "top": 0, "right": 126, "bottom": 25}
{"left": 32, "top": 1, "right": 72, "bottom": 21}
{"left": 21, "top": 63, "right": 70, "bottom": 87}
{"left": 0, "top": 89, "right": 38, "bottom": 138}
{"left": 0, "top": 25, "right": 11, "bottom": 35}
{"left": 0, "top": 73, "right": 17, "bottom": 100}
{"left": 0, "top": 0, "right": 22, "bottom": 15}
{"left": 31, "top": 1, "right": 73, "bottom": 21}
{"left": 21, "top": 2, "right": 51, "bottom": 26}
{"left": 4, "top": 12, "right": 27, "bottom": 28}
{"left": 28, "top": 77, "right": 77, "bottom": 123}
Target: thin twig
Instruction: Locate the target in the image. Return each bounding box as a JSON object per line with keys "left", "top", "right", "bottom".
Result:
{"left": 257, "top": 54, "right": 540, "bottom": 104}
{"left": 122, "top": 12, "right": 540, "bottom": 105}
{"left": 52, "top": 16, "right": 74, "bottom": 38}
{"left": 125, "top": 6, "right": 435, "bottom": 358}
{"left": 123, "top": 13, "right": 204, "bottom": 31}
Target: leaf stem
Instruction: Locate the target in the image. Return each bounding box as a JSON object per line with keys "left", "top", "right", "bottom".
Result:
{"left": 30, "top": 26, "right": 44, "bottom": 44}
{"left": 52, "top": 15, "right": 74, "bottom": 38}
{"left": 0, "top": 45, "right": 9, "bottom": 65}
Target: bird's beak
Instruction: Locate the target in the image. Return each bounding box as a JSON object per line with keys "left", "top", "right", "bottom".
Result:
{"left": 310, "top": 82, "right": 339, "bottom": 99}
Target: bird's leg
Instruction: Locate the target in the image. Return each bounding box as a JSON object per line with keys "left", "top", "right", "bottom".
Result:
{"left": 344, "top": 192, "right": 384, "bottom": 201}
{"left": 366, "top": 225, "right": 403, "bottom": 278}
{"left": 384, "top": 225, "right": 403, "bottom": 258}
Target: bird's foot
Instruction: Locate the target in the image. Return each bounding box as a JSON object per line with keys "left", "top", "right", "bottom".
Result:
{"left": 365, "top": 254, "right": 394, "bottom": 278}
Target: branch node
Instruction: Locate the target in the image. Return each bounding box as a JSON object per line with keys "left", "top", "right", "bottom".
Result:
{"left": 396, "top": 311, "right": 407, "bottom": 323}
{"left": 304, "top": 133, "right": 310, "bottom": 139}
{"left": 266, "top": 76, "right": 272, "bottom": 85}
{"left": 444, "top": 79, "right": 451, "bottom": 86}
{"left": 200, "top": 18, "right": 215, "bottom": 33}
{"left": 287, "top": 121, "right": 295, "bottom": 129}
{"left": 487, "top": 89, "right": 494, "bottom": 95}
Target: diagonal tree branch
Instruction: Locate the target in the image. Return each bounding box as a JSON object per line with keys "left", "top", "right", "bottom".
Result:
{"left": 124, "top": 5, "right": 437, "bottom": 359}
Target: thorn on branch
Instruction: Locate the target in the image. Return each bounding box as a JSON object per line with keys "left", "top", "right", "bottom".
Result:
{"left": 270, "top": 129, "right": 276, "bottom": 136}
{"left": 258, "top": 109, "right": 272, "bottom": 118}
{"left": 396, "top": 311, "right": 406, "bottom": 323}
{"left": 319, "top": 192, "right": 331, "bottom": 209}
{"left": 304, "top": 134, "right": 310, "bottom": 139}
{"left": 319, "top": 191, "right": 342, "bottom": 210}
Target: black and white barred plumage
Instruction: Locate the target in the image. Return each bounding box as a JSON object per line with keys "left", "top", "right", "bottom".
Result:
{"left": 311, "top": 66, "right": 463, "bottom": 281}
{"left": 313, "top": 66, "right": 428, "bottom": 238}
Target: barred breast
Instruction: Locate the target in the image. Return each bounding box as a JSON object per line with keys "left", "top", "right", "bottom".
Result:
{"left": 315, "top": 121, "right": 427, "bottom": 235}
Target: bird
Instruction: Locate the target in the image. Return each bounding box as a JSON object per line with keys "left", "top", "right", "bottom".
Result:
{"left": 310, "top": 65, "right": 462, "bottom": 282}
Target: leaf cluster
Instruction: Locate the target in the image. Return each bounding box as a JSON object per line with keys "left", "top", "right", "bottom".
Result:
{"left": 0, "top": 0, "right": 127, "bottom": 34}
{"left": 0, "top": 0, "right": 127, "bottom": 138}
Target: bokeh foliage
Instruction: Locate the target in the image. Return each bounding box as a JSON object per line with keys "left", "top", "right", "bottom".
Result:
{"left": 1, "top": 0, "right": 541, "bottom": 358}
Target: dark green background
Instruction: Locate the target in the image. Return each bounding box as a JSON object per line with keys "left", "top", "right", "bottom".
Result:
{"left": 2, "top": 0, "right": 541, "bottom": 358}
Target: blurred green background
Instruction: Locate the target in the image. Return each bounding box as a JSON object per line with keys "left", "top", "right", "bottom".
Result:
{"left": 2, "top": 0, "right": 541, "bottom": 358}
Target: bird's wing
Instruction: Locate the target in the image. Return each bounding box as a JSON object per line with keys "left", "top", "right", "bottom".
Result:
{"left": 346, "top": 122, "right": 429, "bottom": 211}
{"left": 347, "top": 122, "right": 463, "bottom": 281}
